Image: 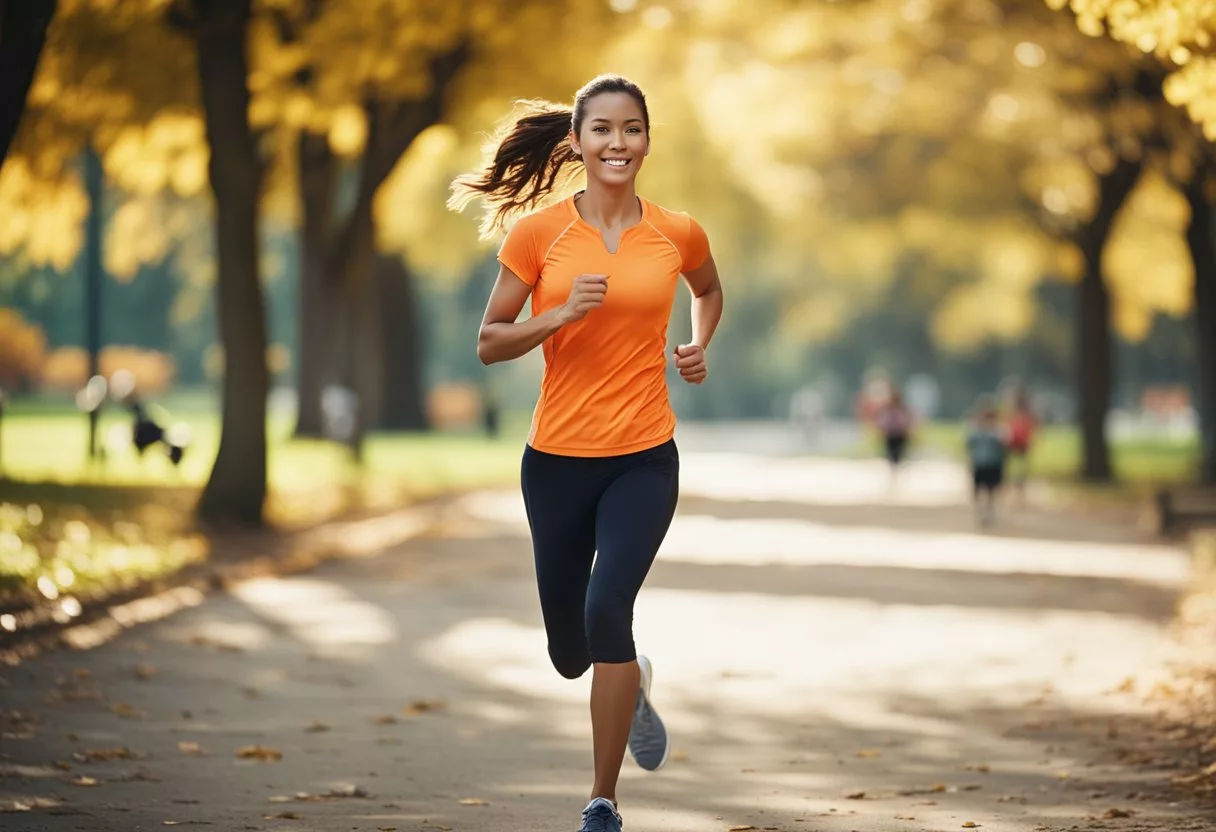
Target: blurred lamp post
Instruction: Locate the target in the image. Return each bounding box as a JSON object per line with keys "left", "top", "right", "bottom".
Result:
{"left": 84, "top": 143, "right": 105, "bottom": 459}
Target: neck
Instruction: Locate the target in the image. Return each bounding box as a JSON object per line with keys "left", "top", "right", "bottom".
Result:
{"left": 575, "top": 181, "right": 641, "bottom": 228}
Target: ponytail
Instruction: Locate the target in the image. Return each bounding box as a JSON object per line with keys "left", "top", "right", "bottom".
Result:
{"left": 448, "top": 100, "right": 583, "bottom": 239}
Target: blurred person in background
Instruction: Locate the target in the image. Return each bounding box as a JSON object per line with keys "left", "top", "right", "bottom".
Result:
{"left": 1005, "top": 387, "right": 1037, "bottom": 503}
{"left": 450, "top": 74, "right": 724, "bottom": 832}
{"left": 967, "top": 397, "right": 1008, "bottom": 527}
{"left": 874, "top": 387, "right": 914, "bottom": 482}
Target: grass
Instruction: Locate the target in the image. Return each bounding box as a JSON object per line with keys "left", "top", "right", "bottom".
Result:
{"left": 0, "top": 397, "right": 529, "bottom": 497}
{"left": 905, "top": 421, "right": 1199, "bottom": 485}
{"left": 0, "top": 396, "right": 531, "bottom": 611}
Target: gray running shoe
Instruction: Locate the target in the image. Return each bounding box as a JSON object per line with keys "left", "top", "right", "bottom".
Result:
{"left": 578, "top": 797, "right": 622, "bottom": 832}
{"left": 627, "top": 654, "right": 670, "bottom": 771}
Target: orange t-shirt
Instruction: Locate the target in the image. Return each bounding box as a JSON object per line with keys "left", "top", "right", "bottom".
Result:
{"left": 497, "top": 194, "right": 710, "bottom": 457}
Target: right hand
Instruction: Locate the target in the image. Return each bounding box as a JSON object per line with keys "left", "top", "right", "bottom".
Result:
{"left": 558, "top": 273, "right": 608, "bottom": 325}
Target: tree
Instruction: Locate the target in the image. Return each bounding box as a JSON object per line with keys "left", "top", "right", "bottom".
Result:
{"left": 1052, "top": 0, "right": 1216, "bottom": 481}
{"left": 1184, "top": 148, "right": 1216, "bottom": 482}
{"left": 185, "top": 0, "right": 268, "bottom": 525}
{"left": 1048, "top": 0, "right": 1216, "bottom": 136}
{"left": 0, "top": 1, "right": 57, "bottom": 169}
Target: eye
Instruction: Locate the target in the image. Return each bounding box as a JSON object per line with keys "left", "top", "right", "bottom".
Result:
{"left": 627, "top": 127, "right": 642, "bottom": 134}
{"left": 592, "top": 126, "right": 608, "bottom": 133}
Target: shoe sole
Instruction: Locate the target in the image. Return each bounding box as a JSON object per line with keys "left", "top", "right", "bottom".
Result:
{"left": 633, "top": 655, "right": 669, "bottom": 771}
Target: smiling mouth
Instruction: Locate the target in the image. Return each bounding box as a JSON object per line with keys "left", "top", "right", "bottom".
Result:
{"left": 602, "top": 158, "right": 631, "bottom": 168}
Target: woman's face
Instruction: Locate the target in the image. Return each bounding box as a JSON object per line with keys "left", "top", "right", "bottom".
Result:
{"left": 571, "top": 91, "right": 649, "bottom": 186}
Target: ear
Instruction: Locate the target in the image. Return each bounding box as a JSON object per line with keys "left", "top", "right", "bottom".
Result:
{"left": 569, "top": 130, "right": 581, "bottom": 158}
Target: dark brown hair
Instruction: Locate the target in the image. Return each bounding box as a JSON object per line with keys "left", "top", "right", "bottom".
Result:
{"left": 448, "top": 74, "right": 649, "bottom": 238}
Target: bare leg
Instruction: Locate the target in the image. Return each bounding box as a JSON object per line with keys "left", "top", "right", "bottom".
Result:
{"left": 589, "top": 660, "right": 640, "bottom": 804}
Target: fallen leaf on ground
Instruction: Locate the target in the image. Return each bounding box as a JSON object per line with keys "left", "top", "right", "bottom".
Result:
{"left": 421, "top": 825, "right": 452, "bottom": 831}
{"left": 305, "top": 721, "right": 330, "bottom": 733}
{"left": 177, "top": 742, "right": 204, "bottom": 755}
{"left": 670, "top": 750, "right": 688, "bottom": 762}
{"left": 962, "top": 823, "right": 981, "bottom": 828}
{"left": 403, "top": 699, "right": 446, "bottom": 716}
{"left": 895, "top": 816, "right": 915, "bottom": 820}
{"left": 111, "top": 703, "right": 146, "bottom": 719}
{"left": 373, "top": 715, "right": 397, "bottom": 725}
{"left": 71, "top": 775, "right": 100, "bottom": 786}
{"left": 264, "top": 811, "right": 301, "bottom": 819}
{"left": 236, "top": 745, "right": 282, "bottom": 762}
{"left": 1103, "top": 808, "right": 1135, "bottom": 819}
{"left": 135, "top": 664, "right": 158, "bottom": 680}
{"left": 846, "top": 792, "right": 866, "bottom": 800}
{"left": 897, "top": 784, "right": 947, "bottom": 796}
{"left": 855, "top": 749, "right": 882, "bottom": 758}
{"left": 728, "top": 826, "right": 756, "bottom": 831}
{"left": 459, "top": 797, "right": 489, "bottom": 806}
{"left": 74, "top": 747, "right": 136, "bottom": 762}
{"left": 1, "top": 797, "right": 64, "bottom": 812}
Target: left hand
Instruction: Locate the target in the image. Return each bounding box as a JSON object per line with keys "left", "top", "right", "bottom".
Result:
{"left": 673, "top": 343, "right": 708, "bottom": 384}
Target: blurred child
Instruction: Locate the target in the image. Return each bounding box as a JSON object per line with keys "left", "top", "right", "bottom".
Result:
{"left": 1005, "top": 389, "right": 1037, "bottom": 502}
{"left": 966, "top": 400, "right": 1007, "bottom": 527}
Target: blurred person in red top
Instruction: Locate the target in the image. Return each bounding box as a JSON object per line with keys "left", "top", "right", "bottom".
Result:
{"left": 1006, "top": 387, "right": 1037, "bottom": 502}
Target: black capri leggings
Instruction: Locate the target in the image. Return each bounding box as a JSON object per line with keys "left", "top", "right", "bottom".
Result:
{"left": 520, "top": 439, "right": 680, "bottom": 679}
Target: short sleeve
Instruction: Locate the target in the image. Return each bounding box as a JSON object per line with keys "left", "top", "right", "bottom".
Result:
{"left": 497, "top": 218, "right": 541, "bottom": 286}
{"left": 681, "top": 215, "right": 710, "bottom": 273}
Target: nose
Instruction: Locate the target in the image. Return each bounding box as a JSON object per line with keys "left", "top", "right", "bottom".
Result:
{"left": 609, "top": 130, "right": 627, "bottom": 150}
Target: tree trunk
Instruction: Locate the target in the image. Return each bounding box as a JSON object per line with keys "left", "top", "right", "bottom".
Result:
{"left": 1187, "top": 162, "right": 1216, "bottom": 484}
{"left": 0, "top": 0, "right": 56, "bottom": 168}
{"left": 194, "top": 0, "right": 268, "bottom": 527}
{"left": 328, "top": 42, "right": 469, "bottom": 456}
{"left": 347, "top": 274, "right": 383, "bottom": 456}
{"left": 293, "top": 131, "right": 338, "bottom": 438}
{"left": 1074, "top": 154, "right": 1141, "bottom": 483}
{"left": 376, "top": 252, "right": 428, "bottom": 430}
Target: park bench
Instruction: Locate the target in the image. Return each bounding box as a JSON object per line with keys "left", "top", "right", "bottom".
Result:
{"left": 1154, "top": 487, "right": 1216, "bottom": 537}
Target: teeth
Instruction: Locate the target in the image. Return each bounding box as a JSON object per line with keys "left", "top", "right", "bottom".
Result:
{"left": 604, "top": 159, "right": 629, "bottom": 166}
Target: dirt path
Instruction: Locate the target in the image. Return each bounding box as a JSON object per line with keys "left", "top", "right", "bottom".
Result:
{"left": 1, "top": 453, "right": 1210, "bottom": 831}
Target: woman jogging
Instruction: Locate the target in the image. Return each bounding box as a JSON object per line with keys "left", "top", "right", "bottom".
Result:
{"left": 449, "top": 74, "right": 724, "bottom": 832}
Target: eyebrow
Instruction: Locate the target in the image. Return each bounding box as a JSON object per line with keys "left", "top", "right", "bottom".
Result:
{"left": 589, "top": 117, "right": 645, "bottom": 124}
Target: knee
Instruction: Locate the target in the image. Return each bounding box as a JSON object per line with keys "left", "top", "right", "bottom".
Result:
{"left": 549, "top": 643, "right": 590, "bottom": 680}
{"left": 585, "top": 593, "right": 633, "bottom": 664}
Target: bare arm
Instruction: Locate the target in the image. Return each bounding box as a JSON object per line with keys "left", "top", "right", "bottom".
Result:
{"left": 477, "top": 264, "right": 606, "bottom": 365}
{"left": 683, "top": 253, "right": 724, "bottom": 350}
{"left": 672, "top": 253, "right": 724, "bottom": 384}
